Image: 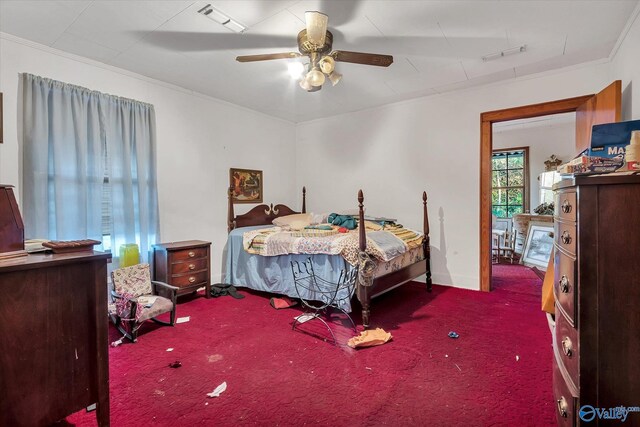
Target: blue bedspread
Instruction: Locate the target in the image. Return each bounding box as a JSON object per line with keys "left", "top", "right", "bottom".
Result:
{"left": 223, "top": 226, "right": 355, "bottom": 311}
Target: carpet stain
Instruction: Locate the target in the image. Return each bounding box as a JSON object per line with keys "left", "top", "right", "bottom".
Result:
{"left": 154, "top": 390, "right": 165, "bottom": 396}
{"left": 207, "top": 354, "right": 224, "bottom": 363}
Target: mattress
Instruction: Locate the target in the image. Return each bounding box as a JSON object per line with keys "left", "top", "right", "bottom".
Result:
{"left": 223, "top": 226, "right": 425, "bottom": 312}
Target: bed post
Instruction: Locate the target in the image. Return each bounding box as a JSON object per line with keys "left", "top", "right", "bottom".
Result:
{"left": 423, "top": 191, "right": 433, "bottom": 292}
{"left": 356, "top": 189, "right": 371, "bottom": 328}
{"left": 302, "top": 186, "right": 306, "bottom": 213}
{"left": 227, "top": 187, "right": 235, "bottom": 233}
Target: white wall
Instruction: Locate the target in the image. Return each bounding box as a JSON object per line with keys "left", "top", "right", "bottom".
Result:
{"left": 611, "top": 8, "right": 640, "bottom": 121}
{"left": 493, "top": 119, "right": 575, "bottom": 209}
{"left": 295, "top": 63, "right": 611, "bottom": 289}
{"left": 4, "top": 8, "right": 640, "bottom": 292}
{"left": 0, "top": 35, "right": 297, "bottom": 281}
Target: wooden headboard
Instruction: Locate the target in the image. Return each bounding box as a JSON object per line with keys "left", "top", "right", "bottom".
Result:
{"left": 227, "top": 186, "right": 306, "bottom": 232}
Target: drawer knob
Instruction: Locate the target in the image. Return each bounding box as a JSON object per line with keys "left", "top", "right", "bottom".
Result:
{"left": 559, "top": 276, "right": 570, "bottom": 293}
{"left": 562, "top": 337, "right": 573, "bottom": 358}
{"left": 188, "top": 264, "right": 196, "bottom": 270}
{"left": 561, "top": 231, "right": 572, "bottom": 245}
{"left": 561, "top": 199, "right": 572, "bottom": 213}
{"left": 557, "top": 396, "right": 568, "bottom": 418}
{"left": 188, "top": 276, "right": 196, "bottom": 283}
{"left": 188, "top": 251, "right": 196, "bottom": 258}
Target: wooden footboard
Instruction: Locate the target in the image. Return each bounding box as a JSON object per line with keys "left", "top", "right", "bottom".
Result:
{"left": 356, "top": 190, "right": 432, "bottom": 328}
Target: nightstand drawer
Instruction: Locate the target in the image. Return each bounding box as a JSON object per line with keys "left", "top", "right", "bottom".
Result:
{"left": 555, "top": 191, "right": 576, "bottom": 222}
{"left": 171, "top": 258, "right": 208, "bottom": 274}
{"left": 554, "top": 249, "right": 576, "bottom": 326}
{"left": 171, "top": 271, "right": 209, "bottom": 288}
{"left": 554, "top": 309, "right": 579, "bottom": 391}
{"left": 171, "top": 247, "right": 208, "bottom": 261}
{"left": 554, "top": 221, "right": 576, "bottom": 256}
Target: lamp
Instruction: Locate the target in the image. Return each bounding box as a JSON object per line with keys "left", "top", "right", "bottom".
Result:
{"left": 288, "top": 61, "right": 305, "bottom": 79}
{"left": 299, "top": 78, "right": 313, "bottom": 91}
{"left": 327, "top": 71, "right": 342, "bottom": 86}
{"left": 306, "top": 67, "right": 325, "bottom": 87}
{"left": 296, "top": 56, "right": 342, "bottom": 91}
{"left": 318, "top": 55, "right": 335, "bottom": 74}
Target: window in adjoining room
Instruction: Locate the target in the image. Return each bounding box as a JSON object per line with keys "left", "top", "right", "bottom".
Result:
{"left": 491, "top": 148, "right": 529, "bottom": 218}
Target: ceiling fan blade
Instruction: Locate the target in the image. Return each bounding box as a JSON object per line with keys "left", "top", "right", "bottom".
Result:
{"left": 236, "top": 52, "right": 302, "bottom": 62}
{"left": 332, "top": 50, "right": 393, "bottom": 67}
{"left": 305, "top": 11, "right": 328, "bottom": 47}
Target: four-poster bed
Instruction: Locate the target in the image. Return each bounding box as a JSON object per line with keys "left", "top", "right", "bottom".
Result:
{"left": 225, "top": 186, "right": 432, "bottom": 328}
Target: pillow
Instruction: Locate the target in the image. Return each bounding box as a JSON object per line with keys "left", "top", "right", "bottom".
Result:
{"left": 309, "top": 212, "right": 329, "bottom": 225}
{"left": 272, "top": 213, "right": 312, "bottom": 230}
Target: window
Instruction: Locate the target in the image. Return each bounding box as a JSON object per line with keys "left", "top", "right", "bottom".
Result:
{"left": 492, "top": 148, "right": 529, "bottom": 218}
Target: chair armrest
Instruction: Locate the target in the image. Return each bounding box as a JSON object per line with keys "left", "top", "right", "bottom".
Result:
{"left": 152, "top": 280, "right": 179, "bottom": 299}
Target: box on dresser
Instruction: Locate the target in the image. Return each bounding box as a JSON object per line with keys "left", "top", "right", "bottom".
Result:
{"left": 152, "top": 240, "right": 211, "bottom": 299}
{"left": 552, "top": 174, "right": 640, "bottom": 426}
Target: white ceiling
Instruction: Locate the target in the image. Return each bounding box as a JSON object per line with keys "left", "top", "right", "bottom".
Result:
{"left": 1, "top": 0, "right": 638, "bottom": 122}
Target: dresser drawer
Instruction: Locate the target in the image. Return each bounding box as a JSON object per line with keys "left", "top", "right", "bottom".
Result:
{"left": 555, "top": 221, "right": 576, "bottom": 257}
{"left": 170, "top": 247, "right": 208, "bottom": 261}
{"left": 553, "top": 359, "right": 577, "bottom": 427}
{"left": 170, "top": 258, "right": 208, "bottom": 275}
{"left": 554, "top": 190, "right": 576, "bottom": 222}
{"left": 554, "top": 249, "right": 577, "bottom": 326}
{"left": 554, "top": 309, "right": 579, "bottom": 391}
{"left": 170, "top": 271, "right": 209, "bottom": 288}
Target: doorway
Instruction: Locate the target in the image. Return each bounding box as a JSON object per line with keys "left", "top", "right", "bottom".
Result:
{"left": 479, "top": 81, "right": 621, "bottom": 292}
{"left": 490, "top": 114, "right": 575, "bottom": 293}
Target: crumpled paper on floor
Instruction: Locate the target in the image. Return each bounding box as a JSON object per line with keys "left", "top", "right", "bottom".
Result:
{"left": 207, "top": 381, "right": 227, "bottom": 398}
{"left": 347, "top": 328, "right": 392, "bottom": 349}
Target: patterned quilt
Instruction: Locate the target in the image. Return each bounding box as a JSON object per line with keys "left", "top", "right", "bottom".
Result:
{"left": 243, "top": 223, "right": 424, "bottom": 266}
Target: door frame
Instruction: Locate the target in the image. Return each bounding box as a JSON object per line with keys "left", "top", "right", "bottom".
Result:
{"left": 479, "top": 95, "right": 593, "bottom": 292}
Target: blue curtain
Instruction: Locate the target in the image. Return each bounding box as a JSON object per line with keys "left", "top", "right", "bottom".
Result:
{"left": 22, "top": 74, "right": 160, "bottom": 263}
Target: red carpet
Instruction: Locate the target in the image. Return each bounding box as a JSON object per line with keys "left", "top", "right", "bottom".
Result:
{"left": 492, "top": 263, "right": 543, "bottom": 296}
{"left": 66, "top": 280, "right": 553, "bottom": 426}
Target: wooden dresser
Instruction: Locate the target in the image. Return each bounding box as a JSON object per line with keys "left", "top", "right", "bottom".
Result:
{"left": 0, "top": 251, "right": 112, "bottom": 426}
{"left": 152, "top": 240, "right": 211, "bottom": 298}
{"left": 552, "top": 175, "right": 640, "bottom": 426}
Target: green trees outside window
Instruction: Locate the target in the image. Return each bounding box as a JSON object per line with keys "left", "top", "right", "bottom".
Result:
{"left": 492, "top": 149, "right": 528, "bottom": 218}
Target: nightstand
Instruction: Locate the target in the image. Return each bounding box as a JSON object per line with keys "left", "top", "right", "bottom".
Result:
{"left": 152, "top": 240, "right": 211, "bottom": 299}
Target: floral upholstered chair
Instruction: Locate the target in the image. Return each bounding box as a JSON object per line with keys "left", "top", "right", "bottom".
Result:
{"left": 110, "top": 263, "right": 178, "bottom": 342}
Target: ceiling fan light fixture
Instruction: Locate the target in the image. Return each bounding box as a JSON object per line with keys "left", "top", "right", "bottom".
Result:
{"left": 287, "top": 62, "right": 306, "bottom": 79}
{"left": 299, "top": 78, "right": 313, "bottom": 91}
{"left": 305, "top": 11, "right": 328, "bottom": 47}
{"left": 328, "top": 71, "right": 342, "bottom": 86}
{"left": 318, "top": 55, "right": 335, "bottom": 74}
{"left": 306, "top": 67, "right": 325, "bottom": 87}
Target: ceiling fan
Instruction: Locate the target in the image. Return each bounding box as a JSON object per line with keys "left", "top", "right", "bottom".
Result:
{"left": 235, "top": 11, "right": 393, "bottom": 92}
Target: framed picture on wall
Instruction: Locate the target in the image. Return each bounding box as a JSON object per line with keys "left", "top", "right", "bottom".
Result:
{"left": 521, "top": 221, "right": 554, "bottom": 270}
{"left": 229, "top": 168, "right": 263, "bottom": 204}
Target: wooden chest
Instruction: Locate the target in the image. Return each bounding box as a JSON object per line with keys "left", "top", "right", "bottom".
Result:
{"left": 152, "top": 240, "right": 211, "bottom": 298}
